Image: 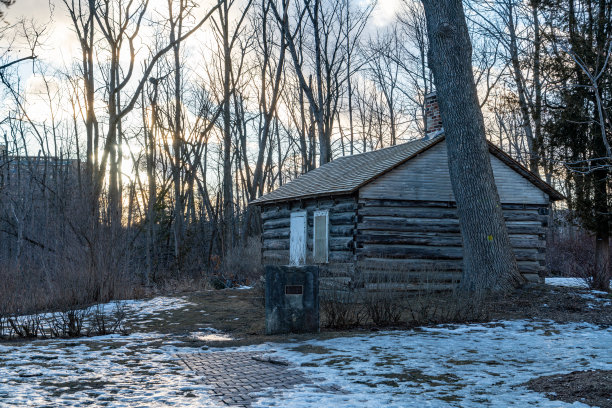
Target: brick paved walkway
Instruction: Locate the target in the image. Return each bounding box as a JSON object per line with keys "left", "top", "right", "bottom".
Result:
{"left": 178, "top": 351, "right": 340, "bottom": 407}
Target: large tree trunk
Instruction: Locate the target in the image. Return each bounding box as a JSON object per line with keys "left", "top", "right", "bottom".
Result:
{"left": 421, "top": 0, "right": 524, "bottom": 293}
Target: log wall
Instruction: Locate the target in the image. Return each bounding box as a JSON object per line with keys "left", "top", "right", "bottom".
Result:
{"left": 260, "top": 196, "right": 357, "bottom": 278}
{"left": 355, "top": 199, "right": 549, "bottom": 284}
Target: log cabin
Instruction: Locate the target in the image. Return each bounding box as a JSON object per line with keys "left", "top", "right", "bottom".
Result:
{"left": 250, "top": 93, "right": 564, "bottom": 290}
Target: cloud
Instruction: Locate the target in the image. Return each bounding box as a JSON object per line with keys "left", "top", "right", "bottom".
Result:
{"left": 370, "top": 0, "right": 402, "bottom": 27}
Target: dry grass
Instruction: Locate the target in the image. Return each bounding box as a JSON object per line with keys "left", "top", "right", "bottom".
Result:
{"left": 320, "top": 269, "right": 488, "bottom": 329}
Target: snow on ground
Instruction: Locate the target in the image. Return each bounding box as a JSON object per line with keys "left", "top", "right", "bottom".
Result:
{"left": 253, "top": 320, "right": 612, "bottom": 407}
{"left": 116, "top": 296, "right": 197, "bottom": 318}
{"left": 0, "top": 331, "right": 217, "bottom": 407}
{"left": 113, "top": 296, "right": 199, "bottom": 330}
{"left": 546, "top": 277, "right": 590, "bottom": 288}
{"left": 545, "top": 277, "right": 612, "bottom": 308}
{"left": 545, "top": 277, "right": 612, "bottom": 289}
{"left": 1, "top": 308, "right": 611, "bottom": 407}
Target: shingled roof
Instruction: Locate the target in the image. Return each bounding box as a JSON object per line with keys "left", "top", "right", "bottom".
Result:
{"left": 250, "top": 135, "right": 564, "bottom": 205}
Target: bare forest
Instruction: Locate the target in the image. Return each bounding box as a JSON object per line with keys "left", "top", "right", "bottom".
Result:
{"left": 0, "top": 0, "right": 610, "bottom": 314}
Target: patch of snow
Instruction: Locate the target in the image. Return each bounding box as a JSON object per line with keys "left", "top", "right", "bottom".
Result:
{"left": 235, "top": 285, "right": 253, "bottom": 290}
{"left": 545, "top": 277, "right": 589, "bottom": 288}
{"left": 251, "top": 320, "right": 612, "bottom": 407}
{"left": 545, "top": 277, "right": 612, "bottom": 290}
{"left": 189, "top": 327, "right": 233, "bottom": 342}
{"left": 0, "top": 332, "right": 216, "bottom": 407}
{"left": 112, "top": 296, "right": 197, "bottom": 319}
{"left": 189, "top": 332, "right": 233, "bottom": 342}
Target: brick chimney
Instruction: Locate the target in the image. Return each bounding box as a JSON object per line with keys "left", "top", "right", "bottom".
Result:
{"left": 424, "top": 91, "right": 444, "bottom": 139}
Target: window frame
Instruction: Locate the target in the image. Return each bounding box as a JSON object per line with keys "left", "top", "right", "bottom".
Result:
{"left": 313, "top": 209, "right": 329, "bottom": 264}
{"left": 289, "top": 210, "right": 308, "bottom": 266}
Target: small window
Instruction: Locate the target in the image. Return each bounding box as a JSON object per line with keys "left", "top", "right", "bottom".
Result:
{"left": 289, "top": 211, "right": 307, "bottom": 266}
{"left": 313, "top": 210, "right": 329, "bottom": 263}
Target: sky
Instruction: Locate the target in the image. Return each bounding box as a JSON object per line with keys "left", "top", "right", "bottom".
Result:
{"left": 1, "top": 0, "right": 404, "bottom": 127}
{"left": 0, "top": 0, "right": 406, "bottom": 172}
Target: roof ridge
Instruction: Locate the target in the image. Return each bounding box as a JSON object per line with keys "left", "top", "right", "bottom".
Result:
{"left": 251, "top": 136, "right": 443, "bottom": 205}
{"left": 333, "top": 137, "right": 427, "bottom": 161}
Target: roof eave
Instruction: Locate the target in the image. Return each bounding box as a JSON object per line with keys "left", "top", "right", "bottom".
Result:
{"left": 249, "top": 190, "right": 354, "bottom": 206}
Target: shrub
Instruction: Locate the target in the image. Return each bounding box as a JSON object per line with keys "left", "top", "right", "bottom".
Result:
{"left": 547, "top": 229, "right": 611, "bottom": 291}
{"left": 320, "top": 267, "right": 490, "bottom": 329}
{"left": 360, "top": 273, "right": 407, "bottom": 326}
{"left": 214, "top": 237, "right": 263, "bottom": 288}
{"left": 88, "top": 302, "right": 127, "bottom": 336}
{"left": 321, "top": 286, "right": 366, "bottom": 329}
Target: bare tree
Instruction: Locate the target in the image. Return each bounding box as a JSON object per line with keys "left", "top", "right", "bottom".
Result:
{"left": 422, "top": 0, "right": 524, "bottom": 293}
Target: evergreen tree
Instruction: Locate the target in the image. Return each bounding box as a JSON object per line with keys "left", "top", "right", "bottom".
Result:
{"left": 544, "top": 0, "right": 612, "bottom": 290}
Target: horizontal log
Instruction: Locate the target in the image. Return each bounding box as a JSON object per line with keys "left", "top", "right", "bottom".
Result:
{"left": 356, "top": 244, "right": 463, "bottom": 260}
{"left": 330, "top": 237, "right": 353, "bottom": 251}
{"left": 356, "top": 231, "right": 545, "bottom": 249}
{"left": 506, "top": 210, "right": 547, "bottom": 222}
{"left": 289, "top": 197, "right": 356, "bottom": 211}
{"left": 261, "top": 198, "right": 355, "bottom": 219}
{"left": 523, "top": 273, "right": 542, "bottom": 283}
{"left": 358, "top": 206, "right": 458, "bottom": 219}
{"left": 359, "top": 199, "right": 457, "bottom": 208}
{"left": 261, "top": 208, "right": 291, "bottom": 221}
{"left": 514, "top": 248, "right": 541, "bottom": 261}
{"left": 320, "top": 263, "right": 355, "bottom": 277}
{"left": 358, "top": 199, "right": 547, "bottom": 211}
{"left": 509, "top": 235, "right": 547, "bottom": 248}
{"left": 357, "top": 244, "right": 540, "bottom": 262}
{"left": 330, "top": 225, "right": 355, "bottom": 236}
{"left": 358, "top": 220, "right": 544, "bottom": 235}
{"left": 359, "top": 270, "right": 463, "bottom": 282}
{"left": 358, "top": 258, "right": 464, "bottom": 272}
{"left": 358, "top": 220, "right": 461, "bottom": 233}
{"left": 359, "top": 259, "right": 542, "bottom": 281}
{"left": 263, "top": 218, "right": 290, "bottom": 229}
{"left": 360, "top": 215, "right": 460, "bottom": 225}
{"left": 358, "top": 207, "right": 548, "bottom": 227}
{"left": 500, "top": 203, "right": 549, "bottom": 210}
{"left": 517, "top": 261, "right": 544, "bottom": 274}
{"left": 263, "top": 228, "right": 289, "bottom": 239}
{"left": 263, "top": 239, "right": 288, "bottom": 251}
{"left": 327, "top": 200, "right": 358, "bottom": 212}
{"left": 262, "top": 250, "right": 289, "bottom": 263}
{"left": 320, "top": 277, "right": 353, "bottom": 288}
{"left": 361, "top": 215, "right": 542, "bottom": 228}
{"left": 356, "top": 232, "right": 462, "bottom": 247}
{"left": 329, "top": 251, "right": 354, "bottom": 262}
{"left": 327, "top": 212, "right": 356, "bottom": 225}
{"left": 507, "top": 224, "right": 546, "bottom": 235}
{"left": 362, "top": 282, "right": 458, "bottom": 292}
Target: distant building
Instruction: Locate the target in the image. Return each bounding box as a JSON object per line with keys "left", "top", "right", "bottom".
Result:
{"left": 0, "top": 144, "right": 79, "bottom": 192}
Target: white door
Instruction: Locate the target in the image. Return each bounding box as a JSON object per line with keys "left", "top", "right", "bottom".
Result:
{"left": 289, "top": 211, "right": 307, "bottom": 266}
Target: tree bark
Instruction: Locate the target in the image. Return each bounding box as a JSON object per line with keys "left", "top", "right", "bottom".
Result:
{"left": 421, "top": 0, "right": 524, "bottom": 293}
